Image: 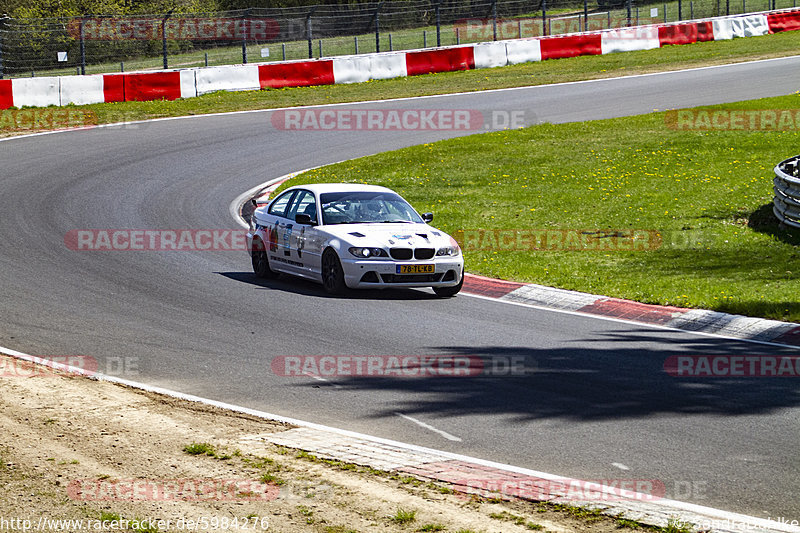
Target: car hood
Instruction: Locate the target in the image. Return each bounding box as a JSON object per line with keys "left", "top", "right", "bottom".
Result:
{"left": 322, "top": 223, "right": 454, "bottom": 248}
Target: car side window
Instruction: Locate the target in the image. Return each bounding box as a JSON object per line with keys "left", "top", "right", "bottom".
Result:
{"left": 268, "top": 190, "right": 296, "bottom": 218}
{"left": 287, "top": 190, "right": 317, "bottom": 223}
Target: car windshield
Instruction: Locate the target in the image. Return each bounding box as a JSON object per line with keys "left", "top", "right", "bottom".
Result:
{"left": 319, "top": 191, "right": 424, "bottom": 225}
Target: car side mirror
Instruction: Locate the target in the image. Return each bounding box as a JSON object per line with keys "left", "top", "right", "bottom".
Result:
{"left": 422, "top": 212, "right": 433, "bottom": 223}
{"left": 295, "top": 213, "right": 315, "bottom": 225}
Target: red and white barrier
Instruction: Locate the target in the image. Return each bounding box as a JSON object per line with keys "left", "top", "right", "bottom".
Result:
{"left": 657, "top": 21, "right": 715, "bottom": 46}
{"left": 714, "top": 13, "right": 770, "bottom": 39}
{"left": 405, "top": 46, "right": 475, "bottom": 76}
{"left": 369, "top": 53, "right": 408, "bottom": 80}
{"left": 540, "top": 34, "right": 602, "bottom": 60}
{"left": 196, "top": 65, "right": 259, "bottom": 95}
{"left": 102, "top": 74, "right": 125, "bottom": 103}
{"left": 60, "top": 75, "right": 106, "bottom": 105}
{"left": 0, "top": 80, "right": 12, "bottom": 109}
{"left": 731, "top": 13, "right": 770, "bottom": 36}
{"left": 601, "top": 27, "right": 661, "bottom": 54}
{"left": 332, "top": 52, "right": 409, "bottom": 84}
{"left": 122, "top": 70, "right": 196, "bottom": 102}
{"left": 505, "top": 39, "right": 542, "bottom": 65}
{"left": 474, "top": 42, "right": 509, "bottom": 69}
{"left": 12, "top": 77, "right": 60, "bottom": 108}
{"left": 4, "top": 8, "right": 800, "bottom": 111}
{"left": 258, "top": 60, "right": 334, "bottom": 89}
{"left": 332, "top": 55, "right": 373, "bottom": 84}
{"left": 712, "top": 17, "right": 736, "bottom": 39}
{"left": 768, "top": 9, "right": 800, "bottom": 32}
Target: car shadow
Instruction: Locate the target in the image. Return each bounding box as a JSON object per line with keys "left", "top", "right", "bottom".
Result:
{"left": 277, "top": 334, "right": 800, "bottom": 422}
{"left": 217, "top": 271, "right": 445, "bottom": 300}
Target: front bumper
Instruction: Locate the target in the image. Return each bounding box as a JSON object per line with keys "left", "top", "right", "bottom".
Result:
{"left": 341, "top": 257, "right": 464, "bottom": 289}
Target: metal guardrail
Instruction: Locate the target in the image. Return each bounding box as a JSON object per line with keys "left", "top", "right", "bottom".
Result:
{"left": 773, "top": 155, "right": 800, "bottom": 228}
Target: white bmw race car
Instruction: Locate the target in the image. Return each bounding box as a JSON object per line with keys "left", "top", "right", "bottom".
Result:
{"left": 246, "top": 183, "right": 464, "bottom": 296}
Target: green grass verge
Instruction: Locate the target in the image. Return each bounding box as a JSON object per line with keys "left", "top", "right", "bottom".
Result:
{"left": 279, "top": 94, "right": 800, "bottom": 322}
{"left": 4, "top": 29, "right": 800, "bottom": 135}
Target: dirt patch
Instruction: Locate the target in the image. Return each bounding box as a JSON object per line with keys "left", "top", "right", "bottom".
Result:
{"left": 0, "top": 353, "right": 647, "bottom": 532}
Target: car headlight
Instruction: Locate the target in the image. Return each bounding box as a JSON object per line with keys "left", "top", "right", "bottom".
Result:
{"left": 436, "top": 245, "right": 461, "bottom": 257}
{"left": 348, "top": 247, "right": 387, "bottom": 258}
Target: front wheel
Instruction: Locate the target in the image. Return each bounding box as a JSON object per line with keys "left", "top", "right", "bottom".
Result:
{"left": 433, "top": 269, "right": 464, "bottom": 298}
{"left": 322, "top": 249, "right": 347, "bottom": 295}
{"left": 252, "top": 239, "right": 278, "bottom": 279}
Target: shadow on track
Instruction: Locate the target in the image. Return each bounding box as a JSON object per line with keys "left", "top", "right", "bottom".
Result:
{"left": 217, "top": 271, "right": 444, "bottom": 300}
{"left": 276, "top": 333, "right": 800, "bottom": 422}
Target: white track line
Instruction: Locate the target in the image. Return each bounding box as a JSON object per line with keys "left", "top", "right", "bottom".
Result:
{"left": 394, "top": 412, "right": 462, "bottom": 442}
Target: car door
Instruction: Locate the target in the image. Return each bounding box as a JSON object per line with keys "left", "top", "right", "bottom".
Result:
{"left": 263, "top": 189, "right": 296, "bottom": 274}
{"left": 283, "top": 189, "right": 321, "bottom": 278}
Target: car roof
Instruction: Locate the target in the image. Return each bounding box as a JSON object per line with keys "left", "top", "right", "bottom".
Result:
{"left": 283, "top": 183, "right": 396, "bottom": 195}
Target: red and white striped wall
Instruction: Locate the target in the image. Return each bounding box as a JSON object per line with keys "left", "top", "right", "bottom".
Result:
{"left": 2, "top": 8, "right": 799, "bottom": 110}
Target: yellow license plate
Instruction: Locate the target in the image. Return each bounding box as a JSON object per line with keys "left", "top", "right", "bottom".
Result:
{"left": 397, "top": 264, "right": 435, "bottom": 274}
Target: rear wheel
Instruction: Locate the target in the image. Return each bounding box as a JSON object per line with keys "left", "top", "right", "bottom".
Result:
{"left": 322, "top": 249, "right": 347, "bottom": 295}
{"left": 251, "top": 238, "right": 278, "bottom": 279}
{"left": 433, "top": 268, "right": 464, "bottom": 298}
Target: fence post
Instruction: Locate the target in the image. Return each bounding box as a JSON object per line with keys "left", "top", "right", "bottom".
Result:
{"left": 80, "top": 17, "right": 87, "bottom": 75}
{"left": 679, "top": 0, "right": 683, "bottom": 20}
{"left": 241, "top": 9, "right": 250, "bottom": 64}
{"left": 726, "top": 0, "right": 730, "bottom": 14}
{"left": 306, "top": 7, "right": 316, "bottom": 59}
{"left": 626, "top": 0, "right": 632, "bottom": 26}
{"left": 542, "top": 0, "right": 548, "bottom": 36}
{"left": 162, "top": 9, "right": 174, "bottom": 69}
{"left": 584, "top": 0, "right": 588, "bottom": 32}
{"left": 491, "top": 0, "right": 497, "bottom": 41}
{"left": 435, "top": 0, "right": 442, "bottom": 47}
{"left": 0, "top": 17, "right": 8, "bottom": 79}
{"left": 373, "top": 2, "right": 383, "bottom": 53}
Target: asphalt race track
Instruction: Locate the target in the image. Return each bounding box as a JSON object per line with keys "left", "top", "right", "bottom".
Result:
{"left": 2, "top": 56, "right": 800, "bottom": 518}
